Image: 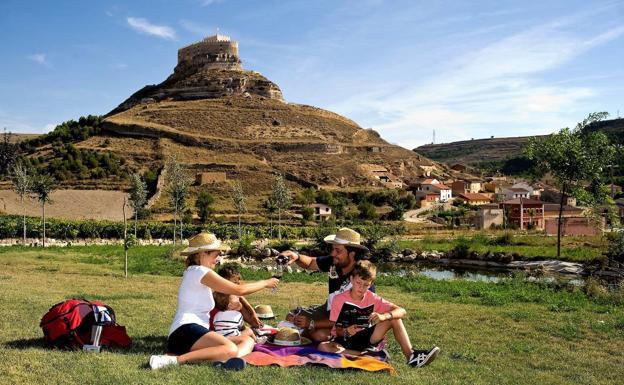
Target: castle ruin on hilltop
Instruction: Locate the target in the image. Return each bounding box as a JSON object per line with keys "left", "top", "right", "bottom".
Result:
{"left": 177, "top": 34, "right": 243, "bottom": 71}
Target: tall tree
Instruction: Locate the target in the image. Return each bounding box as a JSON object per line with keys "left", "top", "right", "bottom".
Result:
{"left": 128, "top": 173, "right": 147, "bottom": 238}
{"left": 31, "top": 174, "right": 56, "bottom": 247}
{"left": 195, "top": 189, "right": 215, "bottom": 224}
{"left": 525, "top": 112, "right": 616, "bottom": 257}
{"left": 263, "top": 198, "right": 277, "bottom": 238}
{"left": 10, "top": 162, "right": 33, "bottom": 245}
{"left": 165, "top": 156, "right": 190, "bottom": 245}
{"left": 271, "top": 174, "right": 292, "bottom": 240}
{"left": 231, "top": 181, "right": 247, "bottom": 237}
{"left": 0, "top": 128, "right": 18, "bottom": 175}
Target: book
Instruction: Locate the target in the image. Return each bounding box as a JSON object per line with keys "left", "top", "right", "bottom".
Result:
{"left": 335, "top": 301, "right": 374, "bottom": 329}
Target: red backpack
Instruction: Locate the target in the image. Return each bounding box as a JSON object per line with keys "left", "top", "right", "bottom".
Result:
{"left": 40, "top": 299, "right": 132, "bottom": 349}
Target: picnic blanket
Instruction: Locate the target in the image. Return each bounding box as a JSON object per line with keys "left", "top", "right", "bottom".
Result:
{"left": 243, "top": 343, "right": 395, "bottom": 374}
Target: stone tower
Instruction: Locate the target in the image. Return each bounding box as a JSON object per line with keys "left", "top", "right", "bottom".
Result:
{"left": 177, "top": 34, "right": 243, "bottom": 71}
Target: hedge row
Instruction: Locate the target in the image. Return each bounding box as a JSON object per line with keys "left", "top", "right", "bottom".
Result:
{"left": 0, "top": 216, "right": 406, "bottom": 241}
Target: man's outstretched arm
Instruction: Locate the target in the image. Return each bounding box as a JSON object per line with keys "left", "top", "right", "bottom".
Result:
{"left": 280, "top": 250, "right": 319, "bottom": 271}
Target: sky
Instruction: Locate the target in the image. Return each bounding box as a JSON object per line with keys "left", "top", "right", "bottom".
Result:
{"left": 1, "top": 0, "right": 623, "bottom": 149}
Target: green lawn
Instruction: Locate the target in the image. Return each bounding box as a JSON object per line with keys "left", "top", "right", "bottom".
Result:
{"left": 0, "top": 245, "right": 623, "bottom": 385}
{"left": 395, "top": 233, "right": 607, "bottom": 262}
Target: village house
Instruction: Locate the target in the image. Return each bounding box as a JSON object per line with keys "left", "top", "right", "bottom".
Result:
{"left": 500, "top": 198, "right": 545, "bottom": 230}
{"left": 504, "top": 187, "right": 531, "bottom": 200}
{"left": 308, "top": 203, "right": 332, "bottom": 221}
{"left": 476, "top": 203, "right": 504, "bottom": 229}
{"left": 410, "top": 178, "right": 452, "bottom": 202}
{"left": 451, "top": 179, "right": 482, "bottom": 195}
{"left": 542, "top": 203, "right": 600, "bottom": 236}
{"left": 456, "top": 193, "right": 492, "bottom": 206}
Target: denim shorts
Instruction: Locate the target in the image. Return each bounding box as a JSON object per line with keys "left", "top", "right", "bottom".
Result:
{"left": 167, "top": 323, "right": 210, "bottom": 355}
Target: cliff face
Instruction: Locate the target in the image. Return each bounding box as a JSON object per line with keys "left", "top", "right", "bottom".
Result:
{"left": 108, "top": 68, "right": 283, "bottom": 115}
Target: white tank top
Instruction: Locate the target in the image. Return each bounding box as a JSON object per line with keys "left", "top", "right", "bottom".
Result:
{"left": 168, "top": 265, "right": 215, "bottom": 335}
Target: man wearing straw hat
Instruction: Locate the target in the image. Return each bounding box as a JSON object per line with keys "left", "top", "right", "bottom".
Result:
{"left": 279, "top": 227, "right": 371, "bottom": 342}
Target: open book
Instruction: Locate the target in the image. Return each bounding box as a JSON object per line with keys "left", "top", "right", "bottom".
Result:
{"left": 335, "top": 302, "right": 374, "bottom": 329}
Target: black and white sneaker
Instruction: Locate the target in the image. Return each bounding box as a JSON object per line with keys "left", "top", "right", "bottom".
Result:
{"left": 408, "top": 346, "right": 440, "bottom": 368}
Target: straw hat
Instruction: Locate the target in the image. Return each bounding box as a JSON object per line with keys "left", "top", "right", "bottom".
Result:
{"left": 254, "top": 304, "right": 275, "bottom": 319}
{"left": 180, "top": 232, "right": 229, "bottom": 256}
{"left": 272, "top": 327, "right": 312, "bottom": 346}
{"left": 324, "top": 228, "right": 369, "bottom": 251}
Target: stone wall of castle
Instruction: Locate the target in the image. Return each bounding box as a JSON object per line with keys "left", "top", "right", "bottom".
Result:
{"left": 177, "top": 35, "right": 242, "bottom": 71}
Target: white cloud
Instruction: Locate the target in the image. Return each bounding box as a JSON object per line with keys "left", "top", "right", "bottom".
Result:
{"left": 328, "top": 17, "right": 624, "bottom": 149}
{"left": 27, "top": 53, "right": 51, "bottom": 68}
{"left": 200, "top": 0, "right": 224, "bottom": 6}
{"left": 179, "top": 20, "right": 215, "bottom": 36}
{"left": 127, "top": 17, "right": 176, "bottom": 40}
{"left": 111, "top": 63, "right": 127, "bottom": 70}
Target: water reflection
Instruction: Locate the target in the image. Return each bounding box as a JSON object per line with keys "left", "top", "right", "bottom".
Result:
{"left": 376, "top": 262, "right": 583, "bottom": 285}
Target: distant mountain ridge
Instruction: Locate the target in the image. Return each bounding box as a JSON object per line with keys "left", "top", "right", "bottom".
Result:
{"left": 414, "top": 118, "right": 624, "bottom": 169}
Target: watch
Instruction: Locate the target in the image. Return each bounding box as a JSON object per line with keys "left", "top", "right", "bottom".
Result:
{"left": 308, "top": 319, "right": 315, "bottom": 330}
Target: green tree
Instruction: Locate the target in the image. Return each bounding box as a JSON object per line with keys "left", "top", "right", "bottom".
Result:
{"left": 358, "top": 201, "right": 378, "bottom": 220}
{"left": 31, "top": 174, "right": 56, "bottom": 247}
{"left": 271, "top": 174, "right": 292, "bottom": 239}
{"left": 231, "top": 181, "right": 247, "bottom": 237}
{"left": 195, "top": 189, "right": 215, "bottom": 224}
{"left": 128, "top": 173, "right": 147, "bottom": 238}
{"left": 0, "top": 128, "right": 18, "bottom": 175}
{"left": 10, "top": 162, "right": 33, "bottom": 245}
{"left": 263, "top": 198, "right": 278, "bottom": 238}
{"left": 525, "top": 112, "right": 616, "bottom": 257}
{"left": 301, "top": 206, "right": 315, "bottom": 221}
{"left": 387, "top": 202, "right": 407, "bottom": 221}
{"left": 296, "top": 187, "right": 316, "bottom": 205}
{"left": 165, "top": 156, "right": 190, "bottom": 245}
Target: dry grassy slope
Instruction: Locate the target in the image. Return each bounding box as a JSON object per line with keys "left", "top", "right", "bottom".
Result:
{"left": 415, "top": 136, "right": 533, "bottom": 165}
{"left": 100, "top": 96, "right": 436, "bottom": 214}
{"left": 104, "top": 96, "right": 433, "bottom": 183}
{"left": 415, "top": 118, "right": 624, "bottom": 166}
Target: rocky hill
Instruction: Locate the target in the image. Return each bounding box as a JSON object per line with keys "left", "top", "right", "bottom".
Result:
{"left": 3, "top": 35, "right": 440, "bottom": 218}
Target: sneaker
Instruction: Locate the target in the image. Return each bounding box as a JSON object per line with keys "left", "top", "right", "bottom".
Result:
{"left": 408, "top": 347, "right": 440, "bottom": 368}
{"left": 213, "top": 357, "right": 246, "bottom": 371}
{"left": 149, "top": 355, "right": 178, "bottom": 370}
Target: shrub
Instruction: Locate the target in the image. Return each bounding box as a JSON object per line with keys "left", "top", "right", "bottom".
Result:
{"left": 491, "top": 232, "right": 514, "bottom": 246}
{"left": 604, "top": 230, "right": 624, "bottom": 265}
{"left": 452, "top": 236, "right": 471, "bottom": 259}
{"left": 233, "top": 232, "right": 255, "bottom": 256}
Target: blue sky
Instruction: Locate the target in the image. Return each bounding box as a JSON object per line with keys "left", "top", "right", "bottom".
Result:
{"left": 1, "top": 0, "right": 623, "bottom": 149}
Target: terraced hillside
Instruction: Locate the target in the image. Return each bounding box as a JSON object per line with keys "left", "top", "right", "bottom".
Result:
{"left": 102, "top": 95, "right": 437, "bottom": 214}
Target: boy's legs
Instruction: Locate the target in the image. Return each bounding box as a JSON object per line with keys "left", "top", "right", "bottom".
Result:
{"left": 369, "top": 318, "right": 413, "bottom": 359}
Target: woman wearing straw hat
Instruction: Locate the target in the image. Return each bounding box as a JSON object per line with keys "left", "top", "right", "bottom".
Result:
{"left": 149, "top": 232, "right": 279, "bottom": 370}
{"left": 279, "top": 227, "right": 370, "bottom": 342}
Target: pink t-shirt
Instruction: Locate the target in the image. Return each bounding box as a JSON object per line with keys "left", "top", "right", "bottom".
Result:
{"left": 329, "top": 290, "right": 394, "bottom": 336}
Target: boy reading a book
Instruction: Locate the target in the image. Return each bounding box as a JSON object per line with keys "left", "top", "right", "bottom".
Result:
{"left": 318, "top": 260, "right": 439, "bottom": 368}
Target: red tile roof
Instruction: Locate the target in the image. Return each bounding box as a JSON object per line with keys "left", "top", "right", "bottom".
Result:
{"left": 458, "top": 193, "right": 491, "bottom": 201}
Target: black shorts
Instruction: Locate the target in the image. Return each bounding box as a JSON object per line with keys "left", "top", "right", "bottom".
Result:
{"left": 167, "top": 323, "right": 210, "bottom": 355}
{"left": 333, "top": 327, "right": 379, "bottom": 352}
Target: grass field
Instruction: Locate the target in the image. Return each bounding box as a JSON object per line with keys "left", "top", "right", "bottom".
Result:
{"left": 394, "top": 233, "right": 607, "bottom": 262}
{"left": 1, "top": 245, "right": 623, "bottom": 385}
